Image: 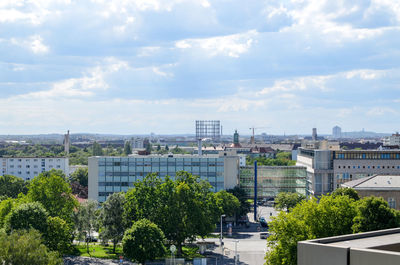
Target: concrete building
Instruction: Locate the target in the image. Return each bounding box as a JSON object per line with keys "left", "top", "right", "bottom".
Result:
{"left": 298, "top": 228, "right": 400, "bottom": 265}
{"left": 297, "top": 148, "right": 400, "bottom": 197}
{"left": 1, "top": 157, "right": 69, "bottom": 180}
{"left": 332, "top": 126, "right": 342, "bottom": 139}
{"left": 342, "top": 175, "right": 400, "bottom": 210}
{"left": 88, "top": 151, "right": 239, "bottom": 202}
{"left": 239, "top": 166, "right": 307, "bottom": 199}
{"left": 384, "top": 133, "right": 400, "bottom": 146}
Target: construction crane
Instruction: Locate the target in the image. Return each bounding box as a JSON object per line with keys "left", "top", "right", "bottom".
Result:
{"left": 249, "top": 126, "right": 270, "bottom": 144}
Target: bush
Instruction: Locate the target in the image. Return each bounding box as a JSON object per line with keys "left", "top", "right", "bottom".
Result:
{"left": 0, "top": 229, "right": 62, "bottom": 265}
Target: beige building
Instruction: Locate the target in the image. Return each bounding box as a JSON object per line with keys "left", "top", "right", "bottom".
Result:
{"left": 341, "top": 174, "right": 400, "bottom": 210}
{"left": 298, "top": 228, "right": 400, "bottom": 265}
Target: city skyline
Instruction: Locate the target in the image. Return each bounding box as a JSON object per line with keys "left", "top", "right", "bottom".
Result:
{"left": 1, "top": 1, "right": 400, "bottom": 135}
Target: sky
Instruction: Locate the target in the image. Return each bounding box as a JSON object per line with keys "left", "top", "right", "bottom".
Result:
{"left": 1, "top": 0, "right": 400, "bottom": 135}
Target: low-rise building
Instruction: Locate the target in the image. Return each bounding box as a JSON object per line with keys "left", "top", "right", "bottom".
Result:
{"left": 341, "top": 174, "right": 400, "bottom": 210}
{"left": 1, "top": 157, "right": 69, "bottom": 180}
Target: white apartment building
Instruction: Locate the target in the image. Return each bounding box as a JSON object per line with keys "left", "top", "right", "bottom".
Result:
{"left": 1, "top": 157, "right": 69, "bottom": 180}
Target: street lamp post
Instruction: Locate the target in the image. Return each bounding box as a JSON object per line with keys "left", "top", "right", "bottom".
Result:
{"left": 220, "top": 214, "right": 226, "bottom": 246}
{"left": 220, "top": 214, "right": 226, "bottom": 265}
{"left": 234, "top": 240, "right": 239, "bottom": 265}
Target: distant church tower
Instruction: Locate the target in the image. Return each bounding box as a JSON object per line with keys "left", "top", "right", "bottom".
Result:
{"left": 64, "top": 130, "right": 70, "bottom": 155}
{"left": 232, "top": 130, "right": 242, "bottom": 148}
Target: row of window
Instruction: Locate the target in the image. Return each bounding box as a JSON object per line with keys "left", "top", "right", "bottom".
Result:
{"left": 337, "top": 165, "right": 400, "bottom": 169}
{"left": 9, "top": 165, "right": 61, "bottom": 169}
{"left": 7, "top": 158, "right": 62, "bottom": 162}
{"left": 336, "top": 153, "right": 400, "bottom": 159}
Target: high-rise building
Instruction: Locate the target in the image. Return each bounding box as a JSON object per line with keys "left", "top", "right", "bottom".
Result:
{"left": 332, "top": 126, "right": 342, "bottom": 139}
{"left": 64, "top": 130, "right": 70, "bottom": 155}
{"left": 312, "top": 128, "right": 317, "bottom": 141}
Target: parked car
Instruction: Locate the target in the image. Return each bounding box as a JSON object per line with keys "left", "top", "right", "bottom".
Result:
{"left": 259, "top": 217, "right": 268, "bottom": 228}
{"left": 260, "top": 232, "right": 270, "bottom": 239}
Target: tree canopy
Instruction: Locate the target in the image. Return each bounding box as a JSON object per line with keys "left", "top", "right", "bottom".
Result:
{"left": 26, "top": 170, "right": 78, "bottom": 224}
{"left": 265, "top": 192, "right": 400, "bottom": 265}
{"left": 122, "top": 219, "right": 166, "bottom": 264}
{"left": 100, "top": 192, "right": 126, "bottom": 253}
{"left": 274, "top": 192, "right": 306, "bottom": 212}
{"left": 124, "top": 172, "right": 223, "bottom": 255}
{"left": 0, "top": 229, "right": 62, "bottom": 265}
{"left": 0, "top": 175, "right": 27, "bottom": 198}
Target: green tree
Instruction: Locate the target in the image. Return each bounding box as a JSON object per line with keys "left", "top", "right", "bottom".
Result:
{"left": 0, "top": 198, "right": 18, "bottom": 228}
{"left": 5, "top": 202, "right": 48, "bottom": 234}
{"left": 92, "top": 141, "right": 103, "bottom": 156}
{"left": 227, "top": 186, "right": 251, "bottom": 217}
{"left": 100, "top": 192, "right": 126, "bottom": 253}
{"left": 44, "top": 216, "right": 72, "bottom": 254}
{"left": 124, "top": 172, "right": 219, "bottom": 256}
{"left": 26, "top": 170, "right": 78, "bottom": 224}
{"left": 122, "top": 219, "right": 166, "bottom": 264}
{"left": 352, "top": 196, "right": 400, "bottom": 233}
{"left": 157, "top": 144, "right": 161, "bottom": 151}
{"left": 0, "top": 229, "right": 62, "bottom": 265}
{"left": 69, "top": 167, "right": 88, "bottom": 187}
{"left": 0, "top": 175, "right": 27, "bottom": 198}
{"left": 75, "top": 200, "right": 98, "bottom": 253}
{"left": 165, "top": 145, "right": 169, "bottom": 151}
{"left": 274, "top": 192, "right": 306, "bottom": 212}
{"left": 332, "top": 187, "right": 360, "bottom": 201}
{"left": 265, "top": 195, "right": 357, "bottom": 265}
{"left": 214, "top": 190, "right": 240, "bottom": 217}
{"left": 124, "top": 141, "right": 132, "bottom": 156}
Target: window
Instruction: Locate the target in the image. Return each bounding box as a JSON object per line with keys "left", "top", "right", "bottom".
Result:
{"left": 388, "top": 198, "right": 396, "bottom": 209}
{"left": 26, "top": 165, "right": 30, "bottom": 168}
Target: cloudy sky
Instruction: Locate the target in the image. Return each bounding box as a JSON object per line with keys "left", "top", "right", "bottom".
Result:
{"left": 1, "top": 0, "right": 400, "bottom": 135}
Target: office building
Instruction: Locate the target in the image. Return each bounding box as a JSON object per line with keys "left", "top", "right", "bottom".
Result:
{"left": 1, "top": 157, "right": 69, "bottom": 180}
{"left": 297, "top": 148, "right": 400, "bottom": 197}
{"left": 298, "top": 228, "right": 400, "bottom": 265}
{"left": 342, "top": 174, "right": 400, "bottom": 210}
{"left": 239, "top": 166, "right": 307, "bottom": 198}
{"left": 88, "top": 152, "right": 239, "bottom": 202}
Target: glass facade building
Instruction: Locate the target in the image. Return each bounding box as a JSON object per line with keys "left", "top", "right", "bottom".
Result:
{"left": 89, "top": 153, "right": 239, "bottom": 202}
{"left": 239, "top": 166, "right": 307, "bottom": 199}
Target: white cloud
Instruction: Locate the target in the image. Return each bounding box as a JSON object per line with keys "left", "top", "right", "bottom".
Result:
{"left": 345, "top": 69, "right": 385, "bottom": 80}
{"left": 175, "top": 30, "right": 258, "bottom": 58}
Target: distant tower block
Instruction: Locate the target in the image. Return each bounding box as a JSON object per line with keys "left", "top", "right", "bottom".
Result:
{"left": 64, "top": 130, "right": 70, "bottom": 155}
{"left": 312, "top": 128, "right": 317, "bottom": 141}
{"left": 332, "top": 126, "right": 342, "bottom": 139}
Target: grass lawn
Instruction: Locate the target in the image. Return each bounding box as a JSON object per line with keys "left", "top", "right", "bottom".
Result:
{"left": 74, "top": 244, "right": 122, "bottom": 259}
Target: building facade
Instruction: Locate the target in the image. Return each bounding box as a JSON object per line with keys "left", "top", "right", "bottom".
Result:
{"left": 1, "top": 157, "right": 69, "bottom": 180}
{"left": 239, "top": 166, "right": 307, "bottom": 199}
{"left": 297, "top": 148, "right": 400, "bottom": 196}
{"left": 88, "top": 152, "right": 239, "bottom": 202}
{"left": 332, "top": 126, "right": 342, "bottom": 139}
{"left": 342, "top": 175, "right": 400, "bottom": 210}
